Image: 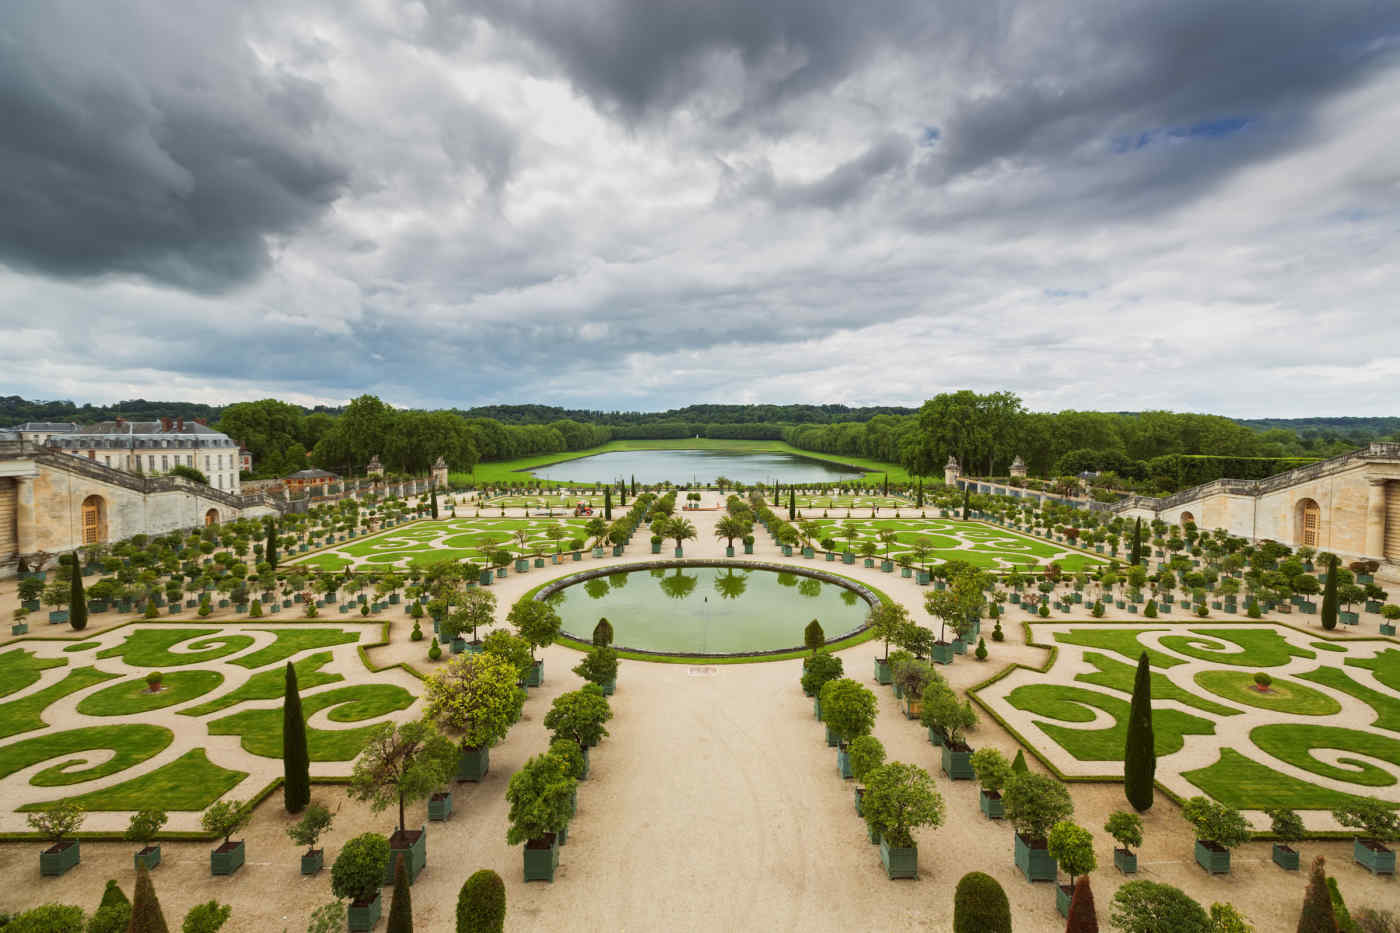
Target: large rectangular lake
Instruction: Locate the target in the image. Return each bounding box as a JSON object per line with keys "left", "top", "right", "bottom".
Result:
{"left": 528, "top": 449, "right": 867, "bottom": 485}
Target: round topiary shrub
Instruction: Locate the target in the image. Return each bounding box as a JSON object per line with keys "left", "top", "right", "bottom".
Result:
{"left": 953, "top": 870, "right": 1011, "bottom": 933}
{"left": 1038, "top": 603, "right": 1050, "bottom": 618}
{"left": 457, "top": 868, "right": 506, "bottom": 933}
{"left": 145, "top": 671, "right": 164, "bottom": 692}
{"left": 331, "top": 832, "right": 389, "bottom": 905}
{"left": 411, "top": 622, "right": 424, "bottom": 642}
{"left": 428, "top": 640, "right": 442, "bottom": 661}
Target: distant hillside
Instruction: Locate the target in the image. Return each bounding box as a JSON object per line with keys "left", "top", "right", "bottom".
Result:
{"left": 454, "top": 403, "right": 917, "bottom": 425}
{"left": 0, "top": 396, "right": 226, "bottom": 428}
{"left": 1234, "top": 416, "right": 1400, "bottom": 445}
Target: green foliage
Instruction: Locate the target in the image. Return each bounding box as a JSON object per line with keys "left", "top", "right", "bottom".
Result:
{"left": 5, "top": 904, "right": 88, "bottom": 933}
{"left": 1268, "top": 807, "right": 1304, "bottom": 844}
{"left": 507, "top": 598, "right": 562, "bottom": 657}
{"left": 818, "top": 678, "right": 878, "bottom": 744}
{"left": 1109, "top": 881, "right": 1210, "bottom": 933}
{"left": 199, "top": 800, "right": 249, "bottom": 845}
{"left": 969, "top": 748, "right": 1011, "bottom": 794}
{"left": 543, "top": 688, "right": 613, "bottom": 747}
{"left": 847, "top": 735, "right": 886, "bottom": 785}
{"left": 180, "top": 901, "right": 231, "bottom": 933}
{"left": 124, "top": 807, "right": 168, "bottom": 846}
{"left": 283, "top": 662, "right": 310, "bottom": 813}
{"left": 1047, "top": 820, "right": 1097, "bottom": 882}
{"left": 1124, "top": 651, "right": 1156, "bottom": 812}
{"left": 1105, "top": 810, "right": 1144, "bottom": 850}
{"left": 1003, "top": 772, "right": 1074, "bottom": 841}
{"left": 505, "top": 753, "right": 577, "bottom": 845}
{"left": 481, "top": 630, "right": 533, "bottom": 682}
{"left": 803, "top": 619, "right": 825, "bottom": 654}
{"left": 975, "top": 637, "right": 988, "bottom": 660}
{"left": 800, "top": 652, "right": 843, "bottom": 698}
{"left": 862, "top": 761, "right": 945, "bottom": 848}
{"left": 1297, "top": 856, "right": 1338, "bottom": 933}
{"left": 1327, "top": 876, "right": 1356, "bottom": 933}
{"left": 287, "top": 802, "right": 334, "bottom": 851}
{"left": 921, "top": 686, "right": 977, "bottom": 746}
{"left": 304, "top": 901, "right": 346, "bottom": 933}
{"left": 571, "top": 646, "right": 618, "bottom": 687}
{"left": 456, "top": 869, "right": 506, "bottom": 933}
{"left": 865, "top": 601, "right": 911, "bottom": 658}
{"left": 1208, "top": 902, "right": 1254, "bottom": 933}
{"left": 331, "top": 833, "right": 390, "bottom": 903}
{"left": 99, "top": 880, "right": 129, "bottom": 911}
{"left": 1011, "top": 748, "right": 1028, "bottom": 773}
{"left": 69, "top": 558, "right": 88, "bottom": 632}
{"left": 386, "top": 853, "right": 413, "bottom": 933}
{"left": 952, "top": 871, "right": 1011, "bottom": 933}
{"left": 428, "top": 640, "right": 442, "bottom": 661}
{"left": 547, "top": 738, "right": 586, "bottom": 781}
{"left": 1331, "top": 799, "right": 1400, "bottom": 842}
{"left": 592, "top": 617, "right": 613, "bottom": 647}
{"left": 25, "top": 800, "right": 84, "bottom": 842}
{"left": 348, "top": 720, "right": 457, "bottom": 835}
{"left": 128, "top": 864, "right": 169, "bottom": 933}
{"left": 87, "top": 903, "right": 131, "bottom": 933}
{"left": 424, "top": 652, "right": 523, "bottom": 749}
{"left": 1181, "top": 796, "right": 1251, "bottom": 849}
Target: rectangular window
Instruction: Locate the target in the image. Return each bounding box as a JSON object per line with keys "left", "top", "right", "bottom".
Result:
{"left": 148, "top": 455, "right": 155, "bottom": 471}
{"left": 161, "top": 455, "right": 168, "bottom": 471}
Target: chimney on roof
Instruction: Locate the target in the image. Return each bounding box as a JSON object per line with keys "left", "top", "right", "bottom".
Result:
{"left": 177, "top": 417, "right": 184, "bottom": 432}
{"left": 160, "top": 417, "right": 172, "bottom": 432}
{"left": 195, "top": 418, "right": 208, "bottom": 426}
{"left": 115, "top": 417, "right": 125, "bottom": 426}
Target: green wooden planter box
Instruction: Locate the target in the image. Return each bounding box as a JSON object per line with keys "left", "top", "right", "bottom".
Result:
{"left": 873, "top": 657, "right": 892, "bottom": 684}
{"left": 803, "top": 547, "right": 816, "bottom": 558}
{"left": 837, "top": 746, "right": 853, "bottom": 779}
{"left": 1194, "top": 840, "right": 1231, "bottom": 874}
{"left": 11, "top": 622, "right": 27, "bottom": 636}
{"left": 1299, "top": 600, "right": 1317, "bottom": 614}
{"left": 450, "top": 638, "right": 466, "bottom": 654}
{"left": 496, "top": 566, "right": 508, "bottom": 579}
{"left": 651, "top": 542, "right": 663, "bottom": 554}
{"left": 22, "top": 599, "right": 40, "bottom": 612}
{"left": 902, "top": 695, "right": 922, "bottom": 720}
{"left": 533, "top": 557, "right": 546, "bottom": 568}
{"left": 134, "top": 845, "right": 161, "bottom": 871}
{"left": 825, "top": 551, "right": 836, "bottom": 561}
{"left": 1056, "top": 884, "right": 1074, "bottom": 917}
{"left": 880, "top": 560, "right": 894, "bottom": 572}
{"left": 48, "top": 610, "right": 68, "bottom": 624}
{"left": 879, "top": 837, "right": 918, "bottom": 880}
{"left": 744, "top": 543, "right": 755, "bottom": 554}
{"left": 1272, "top": 843, "right": 1299, "bottom": 871}
{"left": 928, "top": 726, "right": 944, "bottom": 747}
{"left": 526, "top": 658, "right": 544, "bottom": 687}
{"left": 867, "top": 820, "right": 881, "bottom": 844}
{"left": 930, "top": 642, "right": 954, "bottom": 665}
{"left": 842, "top": 552, "right": 855, "bottom": 565}
{"left": 1382, "top": 623, "right": 1397, "bottom": 636}
{"left": 863, "top": 558, "right": 875, "bottom": 568}
{"left": 1354, "top": 838, "right": 1396, "bottom": 875}
{"left": 812, "top": 696, "right": 822, "bottom": 720}
{"left": 40, "top": 840, "right": 80, "bottom": 877}
{"left": 1014, "top": 833, "right": 1057, "bottom": 883}
{"left": 456, "top": 745, "right": 489, "bottom": 782}
{"left": 979, "top": 789, "right": 1004, "bottom": 819}
{"left": 301, "top": 848, "right": 323, "bottom": 875}
{"left": 854, "top": 786, "right": 864, "bottom": 817}
{"left": 210, "top": 840, "right": 245, "bottom": 876}
{"left": 384, "top": 828, "right": 427, "bottom": 884}
{"left": 347, "top": 893, "right": 382, "bottom": 933}
{"left": 951, "top": 638, "right": 967, "bottom": 655}
{"left": 1341, "top": 611, "right": 1360, "bottom": 626}
{"left": 942, "top": 745, "right": 974, "bottom": 780}
{"left": 1366, "top": 600, "right": 1384, "bottom": 614}
{"left": 523, "top": 835, "right": 560, "bottom": 882}
{"left": 1114, "top": 847, "right": 1137, "bottom": 874}
{"left": 781, "top": 545, "right": 793, "bottom": 556}
{"left": 514, "top": 558, "right": 530, "bottom": 573}
{"left": 573, "top": 551, "right": 584, "bottom": 561}
{"left": 428, "top": 791, "right": 453, "bottom": 821}
{"left": 825, "top": 725, "right": 838, "bottom": 747}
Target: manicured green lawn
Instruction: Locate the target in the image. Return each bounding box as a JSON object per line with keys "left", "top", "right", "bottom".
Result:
{"left": 62, "top": 642, "right": 101, "bottom": 654}
{"left": 181, "top": 651, "right": 344, "bottom": 717}
{"left": 289, "top": 517, "right": 589, "bottom": 571}
{"left": 0, "top": 648, "right": 66, "bottom": 699}
{"left": 21, "top": 749, "right": 247, "bottom": 812}
{"left": 1346, "top": 648, "right": 1400, "bottom": 693}
{"left": 0, "top": 724, "right": 173, "bottom": 786}
{"left": 0, "top": 667, "right": 121, "bottom": 739}
{"left": 1051, "top": 628, "right": 1182, "bottom": 668}
{"left": 207, "top": 684, "right": 414, "bottom": 760}
{"left": 97, "top": 629, "right": 255, "bottom": 667}
{"left": 1183, "top": 748, "right": 1396, "bottom": 811}
{"left": 1006, "top": 683, "right": 1214, "bottom": 761}
{"left": 1076, "top": 652, "right": 1239, "bottom": 717}
{"left": 1251, "top": 724, "right": 1400, "bottom": 787}
{"left": 1312, "top": 641, "right": 1348, "bottom": 653}
{"left": 1159, "top": 628, "right": 1315, "bottom": 667}
{"left": 807, "top": 518, "right": 1107, "bottom": 573}
{"left": 228, "top": 628, "right": 360, "bottom": 670}
{"left": 1297, "top": 665, "right": 1400, "bottom": 733}
{"left": 1193, "top": 670, "right": 1342, "bottom": 716}
{"left": 76, "top": 670, "right": 225, "bottom": 716}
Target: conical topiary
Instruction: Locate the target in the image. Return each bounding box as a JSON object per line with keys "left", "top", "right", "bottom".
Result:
{"left": 1011, "top": 749, "right": 1028, "bottom": 774}
{"left": 1296, "top": 856, "right": 1337, "bottom": 933}
{"left": 1065, "top": 876, "right": 1099, "bottom": 932}
{"left": 69, "top": 554, "right": 88, "bottom": 631}
{"left": 952, "top": 871, "right": 1011, "bottom": 933}
{"left": 128, "top": 863, "right": 169, "bottom": 933}
{"left": 387, "top": 854, "right": 414, "bottom": 933}
{"left": 1321, "top": 556, "right": 1339, "bottom": 631}
{"left": 283, "top": 661, "right": 310, "bottom": 813}
{"left": 1124, "top": 652, "right": 1155, "bottom": 811}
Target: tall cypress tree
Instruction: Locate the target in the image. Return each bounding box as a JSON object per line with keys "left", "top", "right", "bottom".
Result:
{"left": 387, "top": 854, "right": 414, "bottom": 933}
{"left": 128, "top": 864, "right": 169, "bottom": 933}
{"left": 1321, "top": 555, "right": 1339, "bottom": 631}
{"left": 1124, "top": 652, "right": 1156, "bottom": 811}
{"left": 883, "top": 473, "right": 889, "bottom": 496}
{"left": 266, "top": 520, "right": 279, "bottom": 571}
{"left": 631, "top": 475, "right": 636, "bottom": 496}
{"left": 68, "top": 553, "right": 88, "bottom": 631}
{"left": 961, "top": 486, "right": 970, "bottom": 520}
{"left": 1296, "top": 856, "right": 1337, "bottom": 933}
{"left": 604, "top": 487, "right": 612, "bottom": 521}
{"left": 916, "top": 480, "right": 923, "bottom": 508}
{"left": 430, "top": 486, "right": 439, "bottom": 519}
{"left": 788, "top": 488, "right": 795, "bottom": 521}
{"left": 283, "top": 661, "right": 310, "bottom": 812}
{"left": 1130, "top": 518, "right": 1143, "bottom": 566}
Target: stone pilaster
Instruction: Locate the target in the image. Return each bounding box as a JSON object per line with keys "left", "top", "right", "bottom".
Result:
{"left": 1366, "top": 476, "right": 1389, "bottom": 559}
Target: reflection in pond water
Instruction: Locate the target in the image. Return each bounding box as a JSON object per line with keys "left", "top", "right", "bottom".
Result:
{"left": 550, "top": 566, "right": 868, "bottom": 654}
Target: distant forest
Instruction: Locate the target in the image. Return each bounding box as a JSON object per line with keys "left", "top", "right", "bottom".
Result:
{"left": 3, "top": 394, "right": 1396, "bottom": 495}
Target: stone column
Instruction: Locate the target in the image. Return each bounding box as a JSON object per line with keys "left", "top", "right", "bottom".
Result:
{"left": 1365, "top": 477, "right": 1389, "bottom": 559}
{"left": 15, "top": 476, "right": 37, "bottom": 557}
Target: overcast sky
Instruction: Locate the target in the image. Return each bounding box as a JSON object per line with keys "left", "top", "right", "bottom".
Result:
{"left": 1, "top": 0, "right": 1398, "bottom": 417}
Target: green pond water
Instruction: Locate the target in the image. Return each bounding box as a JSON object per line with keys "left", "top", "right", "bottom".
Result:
{"left": 549, "top": 566, "right": 869, "bottom": 655}
{"left": 529, "top": 449, "right": 864, "bottom": 485}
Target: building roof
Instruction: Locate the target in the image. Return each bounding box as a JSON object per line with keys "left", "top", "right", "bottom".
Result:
{"left": 285, "top": 469, "right": 339, "bottom": 480}
{"left": 15, "top": 422, "right": 78, "bottom": 432}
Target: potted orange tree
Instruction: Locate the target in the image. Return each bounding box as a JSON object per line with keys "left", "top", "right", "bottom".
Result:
{"left": 862, "top": 762, "right": 946, "bottom": 879}
{"left": 507, "top": 752, "right": 578, "bottom": 882}
{"left": 425, "top": 652, "right": 524, "bottom": 782}
{"left": 348, "top": 719, "right": 456, "bottom": 883}
{"left": 332, "top": 832, "right": 390, "bottom": 932}
{"left": 28, "top": 801, "right": 84, "bottom": 877}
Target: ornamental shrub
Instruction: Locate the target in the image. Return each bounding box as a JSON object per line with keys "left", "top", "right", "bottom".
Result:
{"left": 456, "top": 869, "right": 506, "bottom": 933}
{"left": 1003, "top": 772, "right": 1073, "bottom": 841}
{"left": 801, "top": 652, "right": 843, "bottom": 698}
{"left": 1091, "top": 600, "right": 1105, "bottom": 618}
{"left": 592, "top": 618, "right": 614, "bottom": 647}
{"left": 1253, "top": 671, "right": 1272, "bottom": 690}
{"left": 952, "top": 871, "right": 1011, "bottom": 933}
{"left": 819, "top": 678, "right": 878, "bottom": 744}
{"left": 1109, "top": 881, "right": 1209, "bottom": 933}
{"left": 330, "top": 833, "right": 390, "bottom": 904}
{"left": 1124, "top": 652, "right": 1155, "bottom": 812}
{"left": 1038, "top": 603, "right": 1050, "bottom": 617}
{"left": 411, "top": 622, "right": 423, "bottom": 642}
{"left": 803, "top": 619, "right": 825, "bottom": 654}
{"left": 386, "top": 854, "right": 413, "bottom": 933}
{"left": 975, "top": 637, "right": 988, "bottom": 661}
{"left": 6, "top": 904, "right": 88, "bottom": 933}
{"left": 1297, "top": 856, "right": 1337, "bottom": 933}
{"left": 991, "top": 620, "right": 1004, "bottom": 642}
{"left": 128, "top": 864, "right": 168, "bottom": 933}
{"left": 428, "top": 640, "right": 442, "bottom": 661}
{"left": 862, "top": 761, "right": 945, "bottom": 848}
{"left": 846, "top": 735, "right": 886, "bottom": 785}
{"left": 180, "top": 901, "right": 231, "bottom": 933}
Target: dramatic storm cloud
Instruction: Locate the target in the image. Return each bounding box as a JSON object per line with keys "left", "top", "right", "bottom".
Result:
{"left": 0, "top": 0, "right": 1397, "bottom": 415}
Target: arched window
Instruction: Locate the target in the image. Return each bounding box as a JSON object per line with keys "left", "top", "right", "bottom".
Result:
{"left": 1295, "top": 498, "right": 1321, "bottom": 548}
{"left": 81, "top": 495, "right": 107, "bottom": 544}
{"left": 205, "top": 508, "right": 220, "bottom": 527}
{"left": 1179, "top": 511, "right": 1194, "bottom": 527}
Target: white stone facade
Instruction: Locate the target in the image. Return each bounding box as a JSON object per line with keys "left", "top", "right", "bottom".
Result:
{"left": 40, "top": 418, "right": 242, "bottom": 494}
